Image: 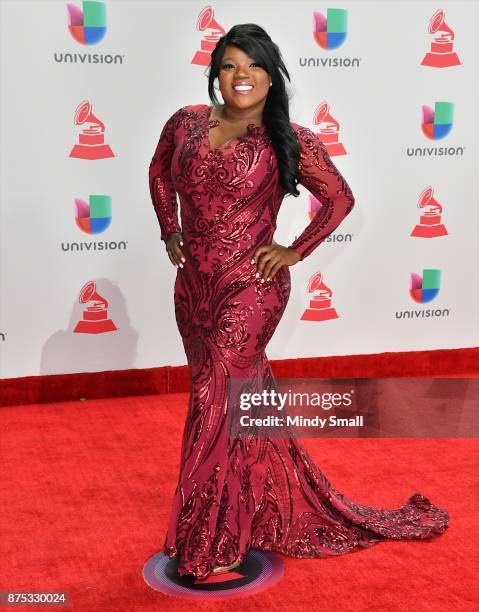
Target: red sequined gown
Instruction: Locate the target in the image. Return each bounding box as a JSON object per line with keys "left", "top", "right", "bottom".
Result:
{"left": 148, "top": 104, "right": 449, "bottom": 579}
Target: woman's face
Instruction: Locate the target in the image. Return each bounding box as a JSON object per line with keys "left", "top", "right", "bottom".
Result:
{"left": 217, "top": 45, "right": 271, "bottom": 112}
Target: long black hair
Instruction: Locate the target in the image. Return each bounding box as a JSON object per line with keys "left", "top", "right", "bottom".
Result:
{"left": 207, "top": 23, "right": 301, "bottom": 197}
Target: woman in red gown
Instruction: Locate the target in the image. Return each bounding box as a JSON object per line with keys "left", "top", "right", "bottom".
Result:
{"left": 148, "top": 24, "right": 449, "bottom": 580}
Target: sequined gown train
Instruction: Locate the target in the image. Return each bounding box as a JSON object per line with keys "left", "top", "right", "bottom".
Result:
{"left": 148, "top": 104, "right": 449, "bottom": 579}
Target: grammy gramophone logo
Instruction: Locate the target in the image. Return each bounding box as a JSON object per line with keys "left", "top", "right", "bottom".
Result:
{"left": 311, "top": 102, "right": 347, "bottom": 157}
{"left": 301, "top": 272, "right": 339, "bottom": 322}
{"left": 69, "top": 100, "right": 115, "bottom": 160}
{"left": 421, "top": 9, "right": 461, "bottom": 68}
{"left": 191, "top": 6, "right": 225, "bottom": 66}
{"left": 410, "top": 187, "right": 448, "bottom": 238}
{"left": 73, "top": 281, "right": 117, "bottom": 333}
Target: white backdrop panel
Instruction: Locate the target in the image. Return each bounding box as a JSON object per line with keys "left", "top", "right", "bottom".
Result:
{"left": 1, "top": 0, "right": 478, "bottom": 377}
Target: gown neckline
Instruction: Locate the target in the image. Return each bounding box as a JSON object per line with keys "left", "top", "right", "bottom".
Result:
{"left": 205, "top": 105, "right": 266, "bottom": 151}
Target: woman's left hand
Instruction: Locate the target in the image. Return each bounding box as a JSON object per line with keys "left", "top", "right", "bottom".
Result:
{"left": 252, "top": 240, "right": 301, "bottom": 282}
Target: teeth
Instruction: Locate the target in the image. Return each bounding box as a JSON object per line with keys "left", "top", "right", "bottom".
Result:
{"left": 233, "top": 85, "right": 253, "bottom": 90}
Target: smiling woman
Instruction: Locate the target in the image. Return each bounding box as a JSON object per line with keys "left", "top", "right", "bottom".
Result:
{"left": 207, "top": 46, "right": 272, "bottom": 149}
{"left": 148, "top": 23, "right": 449, "bottom": 581}
{"left": 220, "top": 48, "right": 271, "bottom": 105}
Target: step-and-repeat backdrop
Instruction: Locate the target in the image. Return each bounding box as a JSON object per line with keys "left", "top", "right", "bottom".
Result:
{"left": 1, "top": 0, "right": 478, "bottom": 378}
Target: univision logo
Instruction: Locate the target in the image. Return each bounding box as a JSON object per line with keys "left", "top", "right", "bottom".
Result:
{"left": 292, "top": 232, "right": 353, "bottom": 244}
{"left": 406, "top": 101, "right": 464, "bottom": 157}
{"left": 54, "top": 1, "right": 125, "bottom": 65}
{"left": 395, "top": 269, "right": 450, "bottom": 319}
{"left": 313, "top": 8, "right": 347, "bottom": 50}
{"left": 60, "top": 194, "right": 128, "bottom": 252}
{"left": 300, "top": 8, "right": 361, "bottom": 68}
{"left": 410, "top": 269, "right": 441, "bottom": 303}
{"left": 67, "top": 0, "right": 106, "bottom": 45}
{"left": 294, "top": 191, "right": 353, "bottom": 244}
{"left": 75, "top": 194, "right": 111, "bottom": 233}
{"left": 421, "top": 101, "right": 453, "bottom": 140}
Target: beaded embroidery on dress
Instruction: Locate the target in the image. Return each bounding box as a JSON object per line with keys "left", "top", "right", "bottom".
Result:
{"left": 148, "top": 104, "right": 449, "bottom": 579}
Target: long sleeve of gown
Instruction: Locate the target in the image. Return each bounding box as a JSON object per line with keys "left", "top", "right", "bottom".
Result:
{"left": 148, "top": 108, "right": 182, "bottom": 241}
{"left": 288, "top": 126, "right": 355, "bottom": 260}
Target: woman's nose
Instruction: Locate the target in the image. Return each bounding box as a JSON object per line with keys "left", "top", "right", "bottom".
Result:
{"left": 235, "top": 68, "right": 250, "bottom": 77}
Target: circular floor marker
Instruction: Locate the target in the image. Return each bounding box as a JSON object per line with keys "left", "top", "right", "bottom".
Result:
{"left": 143, "top": 549, "right": 284, "bottom": 600}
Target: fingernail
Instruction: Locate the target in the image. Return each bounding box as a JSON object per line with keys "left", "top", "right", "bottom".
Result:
{"left": 251, "top": 259, "right": 255, "bottom": 264}
{"left": 261, "top": 278, "right": 265, "bottom": 283}
{"left": 181, "top": 257, "right": 185, "bottom": 262}
{"left": 179, "top": 263, "right": 184, "bottom": 268}
{"left": 267, "top": 277, "right": 270, "bottom": 281}
{"left": 180, "top": 242, "right": 184, "bottom": 246}
{"left": 255, "top": 272, "right": 259, "bottom": 278}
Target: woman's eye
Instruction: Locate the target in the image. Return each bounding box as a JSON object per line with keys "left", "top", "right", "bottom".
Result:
{"left": 221, "top": 62, "right": 260, "bottom": 69}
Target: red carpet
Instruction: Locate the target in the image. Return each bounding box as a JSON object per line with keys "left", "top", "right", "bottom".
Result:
{"left": 1, "top": 392, "right": 478, "bottom": 611}
{"left": 2, "top": 346, "right": 478, "bottom": 406}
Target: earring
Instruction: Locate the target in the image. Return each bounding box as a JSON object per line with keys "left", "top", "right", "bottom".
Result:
{"left": 269, "top": 82, "right": 272, "bottom": 87}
